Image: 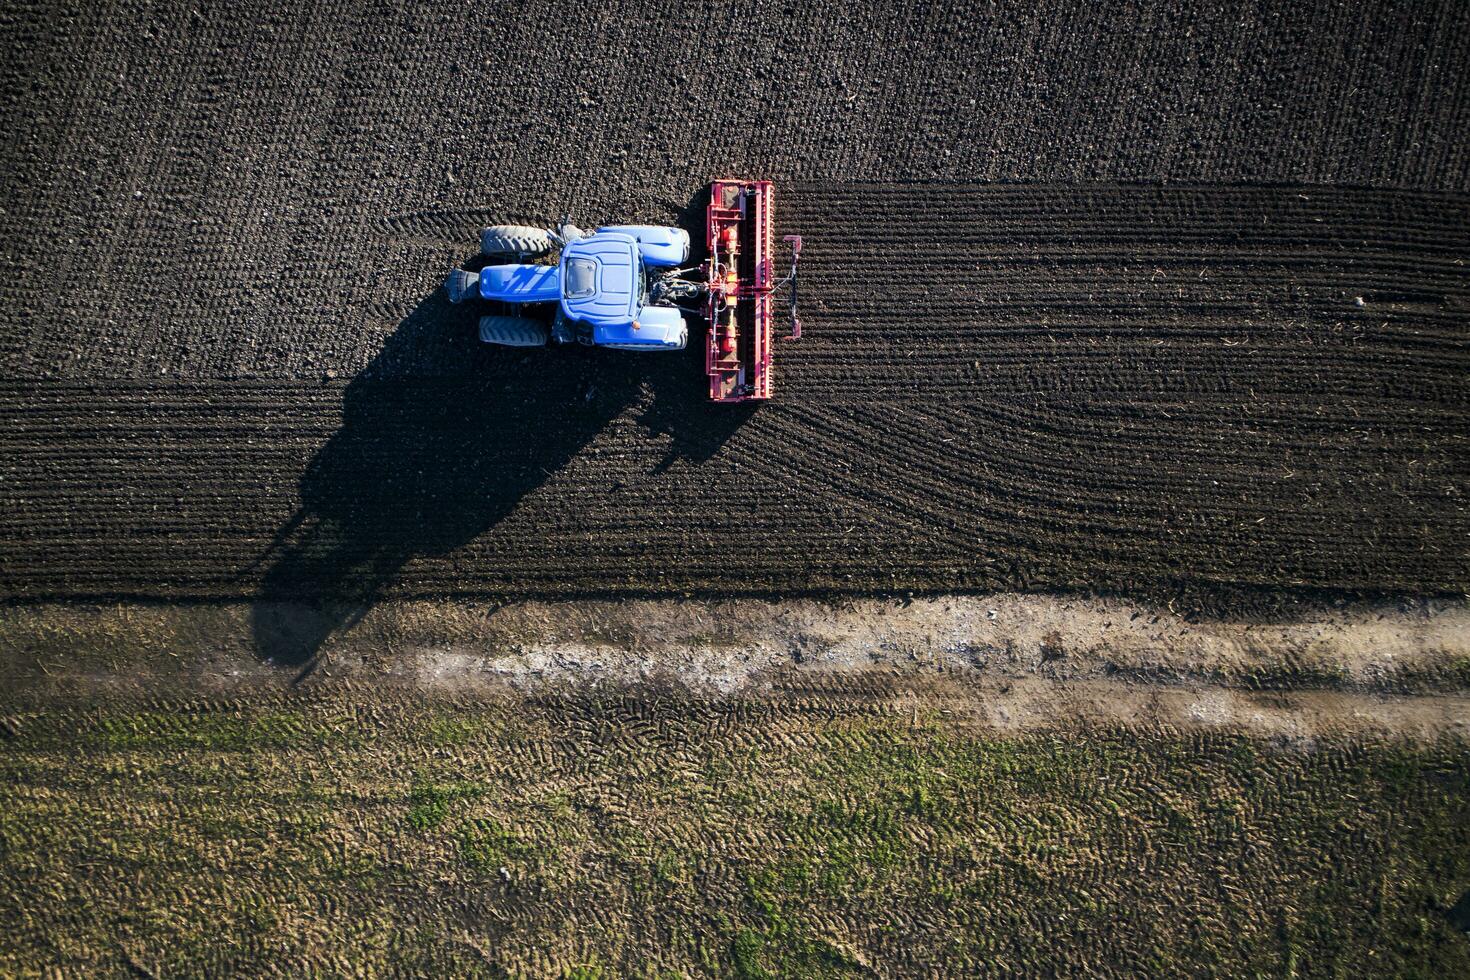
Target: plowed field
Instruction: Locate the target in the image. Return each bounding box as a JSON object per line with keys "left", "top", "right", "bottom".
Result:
{"left": 2, "top": 185, "right": 1466, "bottom": 603}
{"left": 3, "top": 0, "right": 1469, "bottom": 607}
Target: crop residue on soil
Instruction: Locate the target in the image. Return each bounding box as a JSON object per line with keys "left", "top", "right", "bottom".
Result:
{"left": 2, "top": 693, "right": 1468, "bottom": 976}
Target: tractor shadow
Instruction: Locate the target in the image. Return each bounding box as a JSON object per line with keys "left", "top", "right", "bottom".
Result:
{"left": 248, "top": 199, "right": 750, "bottom": 676}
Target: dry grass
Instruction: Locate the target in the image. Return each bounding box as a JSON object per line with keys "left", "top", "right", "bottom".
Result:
{"left": 1, "top": 691, "right": 1467, "bottom": 976}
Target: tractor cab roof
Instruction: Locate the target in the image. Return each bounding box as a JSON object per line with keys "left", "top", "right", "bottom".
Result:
{"left": 559, "top": 232, "right": 643, "bottom": 327}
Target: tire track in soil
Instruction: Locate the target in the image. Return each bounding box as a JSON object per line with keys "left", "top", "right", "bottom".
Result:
{"left": 1, "top": 184, "right": 1465, "bottom": 602}
{"left": 2, "top": 689, "right": 1468, "bottom": 976}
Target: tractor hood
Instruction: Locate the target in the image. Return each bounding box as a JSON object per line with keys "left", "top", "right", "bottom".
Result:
{"left": 559, "top": 232, "right": 641, "bottom": 327}
{"left": 477, "top": 263, "right": 560, "bottom": 304}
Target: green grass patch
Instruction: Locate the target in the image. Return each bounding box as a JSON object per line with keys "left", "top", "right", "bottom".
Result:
{"left": 456, "top": 816, "right": 535, "bottom": 872}
{"left": 80, "top": 708, "right": 354, "bottom": 750}
{"left": 407, "top": 779, "right": 485, "bottom": 829}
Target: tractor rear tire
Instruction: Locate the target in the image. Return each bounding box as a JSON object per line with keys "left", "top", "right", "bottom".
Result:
{"left": 444, "top": 269, "right": 479, "bottom": 304}
{"left": 478, "top": 315, "right": 549, "bottom": 347}
{"left": 480, "top": 225, "right": 555, "bottom": 257}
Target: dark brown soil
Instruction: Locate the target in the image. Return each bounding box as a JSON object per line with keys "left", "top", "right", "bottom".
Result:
{"left": 2, "top": 1, "right": 1468, "bottom": 609}
{"left": 2, "top": 184, "right": 1465, "bottom": 609}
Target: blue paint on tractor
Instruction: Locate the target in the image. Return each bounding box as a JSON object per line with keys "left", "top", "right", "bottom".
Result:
{"left": 559, "top": 233, "right": 642, "bottom": 327}
{"left": 597, "top": 225, "right": 690, "bottom": 267}
{"left": 450, "top": 226, "right": 692, "bottom": 352}
{"left": 594, "top": 303, "right": 687, "bottom": 349}
{"left": 477, "top": 263, "right": 560, "bottom": 304}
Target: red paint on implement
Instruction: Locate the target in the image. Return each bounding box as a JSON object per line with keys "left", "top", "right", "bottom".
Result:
{"left": 706, "top": 179, "right": 775, "bottom": 402}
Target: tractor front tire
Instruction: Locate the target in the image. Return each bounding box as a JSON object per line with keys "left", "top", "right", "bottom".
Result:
{"left": 480, "top": 225, "right": 555, "bottom": 257}
{"left": 478, "top": 315, "right": 549, "bottom": 347}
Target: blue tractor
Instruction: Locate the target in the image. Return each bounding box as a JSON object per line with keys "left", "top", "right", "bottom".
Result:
{"left": 445, "top": 221, "right": 705, "bottom": 351}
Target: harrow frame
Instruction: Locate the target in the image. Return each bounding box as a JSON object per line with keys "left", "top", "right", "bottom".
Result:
{"left": 705, "top": 179, "right": 779, "bottom": 402}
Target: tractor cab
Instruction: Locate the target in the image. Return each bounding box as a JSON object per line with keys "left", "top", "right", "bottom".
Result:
{"left": 557, "top": 232, "right": 685, "bottom": 350}
{"left": 558, "top": 233, "right": 645, "bottom": 326}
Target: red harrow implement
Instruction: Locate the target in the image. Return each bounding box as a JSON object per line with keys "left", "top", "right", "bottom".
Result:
{"left": 704, "top": 179, "right": 802, "bottom": 402}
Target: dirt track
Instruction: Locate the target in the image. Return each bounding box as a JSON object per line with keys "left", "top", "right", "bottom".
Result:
{"left": 2, "top": 0, "right": 1469, "bottom": 606}
{"left": 8, "top": 595, "right": 1470, "bottom": 739}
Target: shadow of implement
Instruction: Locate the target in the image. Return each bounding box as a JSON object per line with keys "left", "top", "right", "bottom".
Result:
{"left": 248, "top": 194, "right": 752, "bottom": 677}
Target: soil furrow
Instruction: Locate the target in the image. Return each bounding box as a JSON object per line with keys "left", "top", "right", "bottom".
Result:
{"left": 2, "top": 273, "right": 1465, "bottom": 601}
